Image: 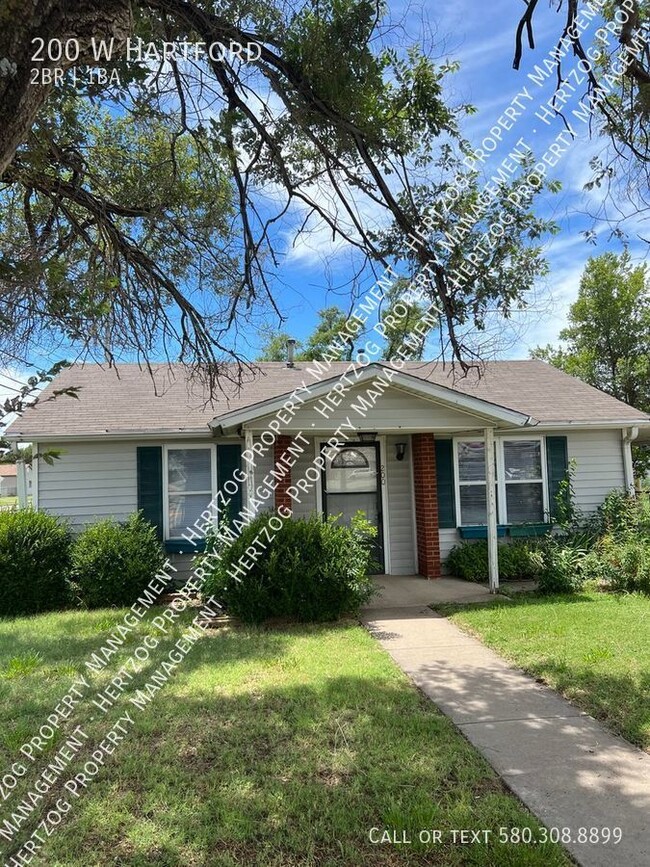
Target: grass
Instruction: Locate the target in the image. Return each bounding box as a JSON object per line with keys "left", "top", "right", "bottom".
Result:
{"left": 0, "top": 609, "right": 569, "bottom": 866}
{"left": 438, "top": 587, "right": 650, "bottom": 751}
{"left": 0, "top": 496, "right": 17, "bottom": 508}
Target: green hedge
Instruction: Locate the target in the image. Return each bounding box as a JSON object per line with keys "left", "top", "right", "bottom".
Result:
{"left": 0, "top": 509, "right": 71, "bottom": 617}
{"left": 446, "top": 539, "right": 543, "bottom": 583}
{"left": 199, "top": 512, "right": 377, "bottom": 623}
{"left": 70, "top": 513, "right": 166, "bottom": 608}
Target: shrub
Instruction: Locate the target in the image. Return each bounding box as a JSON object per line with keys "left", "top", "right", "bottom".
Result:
{"left": 585, "top": 490, "right": 650, "bottom": 542}
{"left": 536, "top": 538, "right": 588, "bottom": 594}
{"left": 573, "top": 493, "right": 650, "bottom": 595}
{"left": 597, "top": 535, "right": 650, "bottom": 594}
{"left": 199, "top": 512, "right": 377, "bottom": 623}
{"left": 500, "top": 541, "right": 544, "bottom": 580}
{"left": 446, "top": 541, "right": 490, "bottom": 582}
{"left": 70, "top": 513, "right": 165, "bottom": 608}
{"left": 448, "top": 495, "right": 650, "bottom": 596}
{"left": 0, "top": 509, "right": 71, "bottom": 617}
{"left": 445, "top": 540, "right": 543, "bottom": 583}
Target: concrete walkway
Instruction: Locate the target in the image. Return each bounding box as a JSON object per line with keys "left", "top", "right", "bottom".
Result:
{"left": 365, "top": 574, "right": 493, "bottom": 608}
{"left": 362, "top": 602, "right": 650, "bottom": 867}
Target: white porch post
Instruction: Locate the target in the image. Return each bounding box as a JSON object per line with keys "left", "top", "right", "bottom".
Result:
{"left": 244, "top": 429, "right": 255, "bottom": 511}
{"left": 484, "top": 426, "right": 499, "bottom": 593}
{"left": 15, "top": 458, "right": 28, "bottom": 507}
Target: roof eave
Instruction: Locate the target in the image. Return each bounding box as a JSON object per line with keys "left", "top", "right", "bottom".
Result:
{"left": 2, "top": 429, "right": 215, "bottom": 442}
{"left": 521, "top": 419, "right": 650, "bottom": 430}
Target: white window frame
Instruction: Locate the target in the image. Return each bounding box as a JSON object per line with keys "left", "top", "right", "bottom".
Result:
{"left": 162, "top": 444, "right": 218, "bottom": 540}
{"left": 454, "top": 437, "right": 494, "bottom": 527}
{"left": 499, "top": 436, "right": 549, "bottom": 525}
{"left": 453, "top": 435, "right": 549, "bottom": 526}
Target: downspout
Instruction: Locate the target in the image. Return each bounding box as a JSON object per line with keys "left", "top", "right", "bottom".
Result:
{"left": 12, "top": 444, "right": 27, "bottom": 507}
{"left": 622, "top": 426, "right": 639, "bottom": 496}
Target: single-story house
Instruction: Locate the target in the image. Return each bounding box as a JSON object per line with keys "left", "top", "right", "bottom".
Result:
{"left": 5, "top": 359, "right": 650, "bottom": 585}
{"left": 0, "top": 464, "right": 17, "bottom": 497}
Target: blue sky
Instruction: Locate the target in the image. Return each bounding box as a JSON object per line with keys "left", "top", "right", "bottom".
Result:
{"left": 431, "top": 0, "right": 645, "bottom": 356}
{"left": 254, "top": 0, "right": 648, "bottom": 360}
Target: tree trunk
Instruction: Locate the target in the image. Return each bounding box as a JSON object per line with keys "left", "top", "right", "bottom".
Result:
{"left": 0, "top": 0, "right": 132, "bottom": 176}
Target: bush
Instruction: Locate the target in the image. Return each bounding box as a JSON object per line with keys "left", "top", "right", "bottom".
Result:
{"left": 448, "top": 494, "right": 650, "bottom": 596}
{"left": 596, "top": 535, "right": 650, "bottom": 594}
{"left": 576, "top": 493, "right": 650, "bottom": 595}
{"left": 199, "top": 512, "right": 377, "bottom": 623}
{"left": 0, "top": 509, "right": 71, "bottom": 617}
{"left": 536, "top": 538, "right": 588, "bottom": 594}
{"left": 445, "top": 539, "right": 543, "bottom": 583}
{"left": 70, "top": 513, "right": 165, "bottom": 608}
{"left": 585, "top": 490, "right": 650, "bottom": 542}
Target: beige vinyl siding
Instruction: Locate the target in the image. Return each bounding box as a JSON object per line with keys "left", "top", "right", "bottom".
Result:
{"left": 256, "top": 383, "right": 493, "bottom": 432}
{"left": 439, "top": 529, "right": 459, "bottom": 570}
{"left": 37, "top": 441, "right": 138, "bottom": 529}
{"left": 567, "top": 429, "right": 626, "bottom": 513}
{"left": 384, "top": 435, "right": 416, "bottom": 574}
{"left": 167, "top": 552, "right": 195, "bottom": 582}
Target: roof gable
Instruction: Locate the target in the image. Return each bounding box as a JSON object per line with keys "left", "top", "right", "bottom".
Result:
{"left": 213, "top": 363, "right": 533, "bottom": 432}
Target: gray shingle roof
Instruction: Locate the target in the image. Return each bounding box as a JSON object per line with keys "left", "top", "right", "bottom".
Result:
{"left": 6, "top": 360, "right": 649, "bottom": 438}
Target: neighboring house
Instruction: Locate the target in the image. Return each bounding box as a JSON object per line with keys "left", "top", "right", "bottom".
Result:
{"left": 5, "top": 360, "right": 650, "bottom": 581}
{"left": 0, "top": 464, "right": 17, "bottom": 497}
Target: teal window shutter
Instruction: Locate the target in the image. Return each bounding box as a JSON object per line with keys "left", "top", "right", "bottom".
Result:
{"left": 217, "top": 444, "right": 243, "bottom": 526}
{"left": 137, "top": 446, "right": 163, "bottom": 539}
{"left": 545, "top": 436, "right": 569, "bottom": 521}
{"left": 435, "top": 439, "right": 457, "bottom": 529}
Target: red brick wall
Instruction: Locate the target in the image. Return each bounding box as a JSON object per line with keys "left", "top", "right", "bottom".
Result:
{"left": 274, "top": 435, "right": 294, "bottom": 513}
{"left": 412, "top": 433, "right": 441, "bottom": 579}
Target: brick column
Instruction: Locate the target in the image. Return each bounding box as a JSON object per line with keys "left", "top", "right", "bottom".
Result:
{"left": 412, "top": 433, "right": 441, "bottom": 579}
{"left": 274, "top": 435, "right": 294, "bottom": 513}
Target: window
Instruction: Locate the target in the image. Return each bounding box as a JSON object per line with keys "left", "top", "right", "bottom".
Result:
{"left": 502, "top": 440, "right": 545, "bottom": 523}
{"left": 325, "top": 445, "right": 377, "bottom": 493}
{"left": 331, "top": 448, "right": 370, "bottom": 469}
{"left": 165, "top": 447, "right": 214, "bottom": 538}
{"left": 457, "top": 440, "right": 489, "bottom": 525}
{"left": 454, "top": 437, "right": 548, "bottom": 526}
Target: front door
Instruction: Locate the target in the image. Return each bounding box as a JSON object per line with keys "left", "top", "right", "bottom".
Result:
{"left": 321, "top": 441, "right": 384, "bottom": 572}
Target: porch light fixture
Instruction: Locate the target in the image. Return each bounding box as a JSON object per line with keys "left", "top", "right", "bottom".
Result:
{"left": 395, "top": 442, "right": 407, "bottom": 462}
{"left": 358, "top": 431, "right": 377, "bottom": 443}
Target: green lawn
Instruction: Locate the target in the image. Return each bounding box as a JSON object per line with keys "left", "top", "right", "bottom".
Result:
{"left": 0, "top": 496, "right": 17, "bottom": 508}
{"left": 0, "top": 609, "right": 568, "bottom": 866}
{"left": 439, "top": 588, "right": 650, "bottom": 751}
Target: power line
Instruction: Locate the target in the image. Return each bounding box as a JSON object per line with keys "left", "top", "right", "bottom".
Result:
{"left": 0, "top": 371, "right": 28, "bottom": 387}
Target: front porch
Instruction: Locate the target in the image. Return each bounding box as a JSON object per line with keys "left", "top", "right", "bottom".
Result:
{"left": 364, "top": 574, "right": 493, "bottom": 609}
{"left": 216, "top": 364, "right": 545, "bottom": 594}
{"left": 257, "top": 427, "right": 506, "bottom": 592}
